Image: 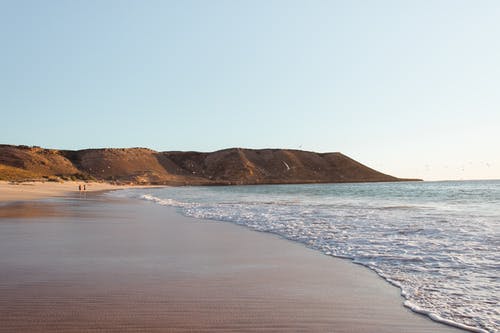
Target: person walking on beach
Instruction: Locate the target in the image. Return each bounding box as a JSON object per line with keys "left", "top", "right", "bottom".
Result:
{"left": 78, "top": 184, "right": 82, "bottom": 192}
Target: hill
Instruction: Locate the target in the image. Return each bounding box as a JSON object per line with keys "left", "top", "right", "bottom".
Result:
{"left": 0, "top": 145, "right": 419, "bottom": 184}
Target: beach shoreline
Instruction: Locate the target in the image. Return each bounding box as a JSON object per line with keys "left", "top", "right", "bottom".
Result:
{"left": 0, "top": 180, "right": 159, "bottom": 202}
{"left": 0, "top": 188, "right": 467, "bottom": 332}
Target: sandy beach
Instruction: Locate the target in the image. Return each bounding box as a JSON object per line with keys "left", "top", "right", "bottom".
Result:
{"left": 0, "top": 180, "right": 141, "bottom": 202}
{"left": 0, "top": 187, "right": 466, "bottom": 332}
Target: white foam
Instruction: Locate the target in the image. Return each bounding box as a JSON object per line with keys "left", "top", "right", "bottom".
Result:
{"left": 404, "top": 301, "right": 489, "bottom": 333}
{"left": 140, "top": 194, "right": 189, "bottom": 208}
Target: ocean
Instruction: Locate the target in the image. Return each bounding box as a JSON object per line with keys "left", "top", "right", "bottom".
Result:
{"left": 110, "top": 180, "right": 499, "bottom": 333}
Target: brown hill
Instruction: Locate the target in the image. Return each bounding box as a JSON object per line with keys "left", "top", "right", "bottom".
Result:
{"left": 0, "top": 145, "right": 419, "bottom": 184}
{"left": 0, "top": 145, "right": 79, "bottom": 181}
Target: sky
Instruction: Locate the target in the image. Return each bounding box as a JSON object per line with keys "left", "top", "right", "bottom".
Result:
{"left": 1, "top": 0, "right": 499, "bottom": 181}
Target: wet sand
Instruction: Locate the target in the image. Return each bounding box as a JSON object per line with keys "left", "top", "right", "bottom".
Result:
{"left": 0, "top": 195, "right": 465, "bottom": 332}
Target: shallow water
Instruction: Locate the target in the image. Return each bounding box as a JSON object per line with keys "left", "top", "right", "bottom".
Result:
{"left": 112, "top": 180, "right": 500, "bottom": 333}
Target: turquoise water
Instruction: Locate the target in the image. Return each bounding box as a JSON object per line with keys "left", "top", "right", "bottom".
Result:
{"left": 113, "top": 180, "right": 500, "bottom": 332}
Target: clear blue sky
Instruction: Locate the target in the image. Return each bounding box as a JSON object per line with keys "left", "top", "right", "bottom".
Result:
{"left": 1, "top": 0, "right": 499, "bottom": 180}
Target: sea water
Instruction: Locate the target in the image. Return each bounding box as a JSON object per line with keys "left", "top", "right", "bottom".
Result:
{"left": 111, "top": 180, "right": 500, "bottom": 332}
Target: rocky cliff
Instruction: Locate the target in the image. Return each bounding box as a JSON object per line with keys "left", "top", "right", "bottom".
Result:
{"left": 0, "top": 145, "right": 419, "bottom": 184}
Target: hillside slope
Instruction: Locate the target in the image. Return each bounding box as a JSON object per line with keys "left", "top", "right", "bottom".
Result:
{"left": 0, "top": 145, "right": 418, "bottom": 184}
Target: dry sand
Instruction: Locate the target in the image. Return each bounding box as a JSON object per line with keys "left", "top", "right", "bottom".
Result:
{"left": 0, "top": 193, "right": 466, "bottom": 332}
{"left": 0, "top": 180, "right": 131, "bottom": 202}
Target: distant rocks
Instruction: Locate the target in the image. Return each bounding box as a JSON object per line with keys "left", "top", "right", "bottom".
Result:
{"left": 0, "top": 145, "right": 420, "bottom": 184}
